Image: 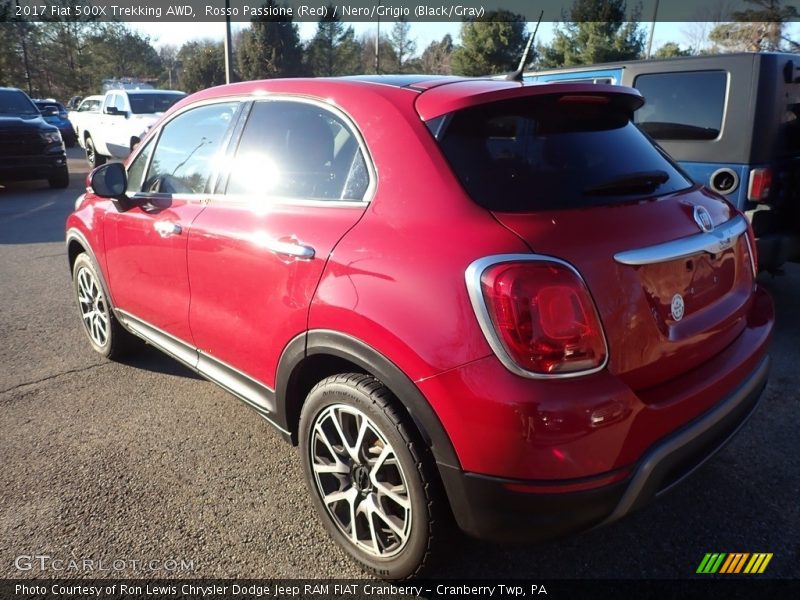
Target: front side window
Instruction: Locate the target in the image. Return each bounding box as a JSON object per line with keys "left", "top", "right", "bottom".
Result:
{"left": 634, "top": 71, "right": 728, "bottom": 140}
{"left": 434, "top": 94, "right": 692, "bottom": 212}
{"left": 141, "top": 102, "right": 238, "bottom": 195}
{"left": 225, "top": 100, "right": 370, "bottom": 201}
{"left": 126, "top": 137, "right": 156, "bottom": 193}
{"left": 114, "top": 95, "right": 126, "bottom": 112}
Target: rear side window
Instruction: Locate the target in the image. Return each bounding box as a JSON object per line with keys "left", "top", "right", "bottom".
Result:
{"left": 634, "top": 71, "right": 727, "bottom": 140}
{"left": 78, "top": 99, "right": 101, "bottom": 113}
{"left": 128, "top": 93, "right": 185, "bottom": 114}
{"left": 434, "top": 95, "right": 692, "bottom": 212}
{"left": 225, "top": 100, "right": 370, "bottom": 201}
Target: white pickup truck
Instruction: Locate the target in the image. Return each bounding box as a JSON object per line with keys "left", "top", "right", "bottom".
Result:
{"left": 77, "top": 88, "right": 185, "bottom": 168}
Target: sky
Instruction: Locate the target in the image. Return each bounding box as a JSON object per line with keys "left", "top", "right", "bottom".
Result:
{"left": 131, "top": 20, "right": 693, "bottom": 56}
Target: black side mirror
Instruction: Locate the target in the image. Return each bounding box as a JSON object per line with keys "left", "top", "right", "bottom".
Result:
{"left": 105, "top": 106, "right": 126, "bottom": 116}
{"left": 90, "top": 163, "right": 130, "bottom": 210}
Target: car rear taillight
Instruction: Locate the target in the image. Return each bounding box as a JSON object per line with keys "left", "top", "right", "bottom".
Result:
{"left": 747, "top": 168, "right": 772, "bottom": 202}
{"left": 467, "top": 257, "right": 607, "bottom": 377}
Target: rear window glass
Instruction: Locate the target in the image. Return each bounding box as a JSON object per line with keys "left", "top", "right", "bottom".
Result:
{"left": 128, "top": 93, "right": 184, "bottom": 114}
{"left": 634, "top": 71, "right": 727, "bottom": 140}
{"left": 35, "top": 102, "right": 61, "bottom": 112}
{"left": 434, "top": 95, "right": 692, "bottom": 212}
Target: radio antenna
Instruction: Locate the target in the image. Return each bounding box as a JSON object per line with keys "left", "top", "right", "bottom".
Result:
{"left": 507, "top": 10, "right": 544, "bottom": 82}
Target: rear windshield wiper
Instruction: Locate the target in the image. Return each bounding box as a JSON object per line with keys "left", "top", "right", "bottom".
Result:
{"left": 583, "top": 170, "right": 669, "bottom": 196}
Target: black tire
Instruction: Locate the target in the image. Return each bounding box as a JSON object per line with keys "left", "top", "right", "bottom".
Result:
{"left": 71, "top": 253, "right": 136, "bottom": 359}
{"left": 85, "top": 136, "right": 106, "bottom": 168}
{"left": 299, "top": 373, "right": 440, "bottom": 580}
{"left": 48, "top": 167, "right": 69, "bottom": 189}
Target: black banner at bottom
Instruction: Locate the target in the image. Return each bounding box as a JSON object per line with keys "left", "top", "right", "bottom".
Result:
{"left": 3, "top": 579, "right": 799, "bottom": 600}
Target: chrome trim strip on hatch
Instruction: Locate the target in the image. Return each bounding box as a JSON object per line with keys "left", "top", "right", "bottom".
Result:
{"left": 465, "top": 253, "right": 609, "bottom": 380}
{"left": 614, "top": 214, "right": 748, "bottom": 266}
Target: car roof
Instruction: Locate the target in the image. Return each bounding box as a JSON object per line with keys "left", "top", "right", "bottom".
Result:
{"left": 166, "top": 76, "right": 644, "bottom": 123}
{"left": 338, "top": 74, "right": 467, "bottom": 89}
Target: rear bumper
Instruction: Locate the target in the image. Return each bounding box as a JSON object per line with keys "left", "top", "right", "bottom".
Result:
{"left": 439, "top": 355, "right": 769, "bottom": 542}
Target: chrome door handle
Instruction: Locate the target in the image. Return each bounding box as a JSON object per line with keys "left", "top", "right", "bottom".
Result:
{"left": 154, "top": 221, "right": 182, "bottom": 238}
{"left": 265, "top": 238, "right": 315, "bottom": 260}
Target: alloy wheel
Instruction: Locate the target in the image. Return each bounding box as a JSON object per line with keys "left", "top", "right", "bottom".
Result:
{"left": 76, "top": 265, "right": 109, "bottom": 348}
{"left": 309, "top": 403, "right": 413, "bottom": 558}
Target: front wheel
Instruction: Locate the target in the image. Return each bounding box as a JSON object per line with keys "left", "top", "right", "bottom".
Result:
{"left": 299, "top": 374, "right": 440, "bottom": 579}
{"left": 48, "top": 167, "right": 69, "bottom": 189}
{"left": 85, "top": 136, "right": 106, "bottom": 169}
{"left": 72, "top": 253, "right": 136, "bottom": 359}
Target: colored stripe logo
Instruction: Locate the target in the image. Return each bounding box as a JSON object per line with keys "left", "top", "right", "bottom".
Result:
{"left": 696, "top": 553, "right": 773, "bottom": 574}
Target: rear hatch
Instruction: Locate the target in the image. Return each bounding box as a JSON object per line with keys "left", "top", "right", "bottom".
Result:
{"left": 420, "top": 83, "right": 756, "bottom": 392}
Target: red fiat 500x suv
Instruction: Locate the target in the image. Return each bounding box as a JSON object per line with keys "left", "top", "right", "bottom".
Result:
{"left": 66, "top": 76, "right": 773, "bottom": 579}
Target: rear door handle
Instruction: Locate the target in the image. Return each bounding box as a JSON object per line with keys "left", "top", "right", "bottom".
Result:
{"left": 154, "top": 221, "right": 182, "bottom": 238}
{"left": 265, "top": 238, "right": 315, "bottom": 260}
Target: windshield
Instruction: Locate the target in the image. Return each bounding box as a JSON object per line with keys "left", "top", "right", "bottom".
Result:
{"left": 128, "top": 93, "right": 185, "bottom": 114}
{"left": 433, "top": 95, "right": 692, "bottom": 212}
{"left": 0, "top": 90, "right": 40, "bottom": 116}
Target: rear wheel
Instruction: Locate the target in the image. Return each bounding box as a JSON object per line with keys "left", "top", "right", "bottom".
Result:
{"left": 72, "top": 253, "right": 136, "bottom": 359}
{"left": 48, "top": 167, "right": 69, "bottom": 189}
{"left": 85, "top": 136, "right": 106, "bottom": 168}
{"left": 299, "top": 374, "right": 439, "bottom": 579}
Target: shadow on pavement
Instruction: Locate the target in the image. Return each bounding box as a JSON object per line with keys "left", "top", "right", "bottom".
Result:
{"left": 0, "top": 147, "right": 87, "bottom": 245}
{"left": 117, "top": 344, "right": 203, "bottom": 381}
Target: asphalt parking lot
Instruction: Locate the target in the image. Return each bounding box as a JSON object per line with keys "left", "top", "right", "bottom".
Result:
{"left": 0, "top": 147, "right": 798, "bottom": 580}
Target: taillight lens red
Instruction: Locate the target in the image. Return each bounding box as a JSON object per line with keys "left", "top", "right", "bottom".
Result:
{"left": 748, "top": 168, "right": 772, "bottom": 202}
{"left": 479, "top": 262, "right": 607, "bottom": 375}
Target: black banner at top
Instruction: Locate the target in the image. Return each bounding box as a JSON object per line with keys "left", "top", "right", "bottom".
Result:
{"left": 3, "top": 0, "right": 800, "bottom": 23}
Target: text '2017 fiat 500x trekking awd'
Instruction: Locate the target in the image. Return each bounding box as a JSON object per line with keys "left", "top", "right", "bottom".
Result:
{"left": 66, "top": 77, "right": 773, "bottom": 579}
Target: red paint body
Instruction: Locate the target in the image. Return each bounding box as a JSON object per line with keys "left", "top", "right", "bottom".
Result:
{"left": 67, "top": 77, "right": 773, "bottom": 515}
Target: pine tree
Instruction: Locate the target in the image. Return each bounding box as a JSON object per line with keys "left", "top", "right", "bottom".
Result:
{"left": 450, "top": 10, "right": 527, "bottom": 76}
{"left": 390, "top": 17, "right": 416, "bottom": 73}
{"left": 304, "top": 6, "right": 361, "bottom": 76}
{"left": 709, "top": 0, "right": 798, "bottom": 52}
{"left": 237, "top": 0, "right": 304, "bottom": 80}
{"left": 537, "top": 0, "right": 645, "bottom": 68}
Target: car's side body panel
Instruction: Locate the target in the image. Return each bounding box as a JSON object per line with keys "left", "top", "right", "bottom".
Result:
{"left": 187, "top": 200, "right": 367, "bottom": 394}
{"left": 102, "top": 195, "right": 205, "bottom": 345}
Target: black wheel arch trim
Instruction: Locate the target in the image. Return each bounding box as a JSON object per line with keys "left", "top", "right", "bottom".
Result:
{"left": 275, "top": 329, "right": 461, "bottom": 471}
{"left": 66, "top": 228, "right": 117, "bottom": 310}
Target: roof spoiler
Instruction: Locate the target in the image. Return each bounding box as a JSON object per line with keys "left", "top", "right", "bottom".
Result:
{"left": 506, "top": 10, "right": 543, "bottom": 82}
